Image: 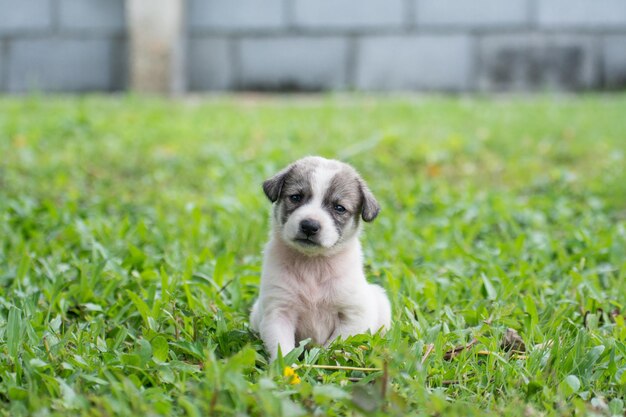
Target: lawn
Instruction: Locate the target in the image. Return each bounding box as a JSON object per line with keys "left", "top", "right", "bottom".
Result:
{"left": 0, "top": 94, "right": 625, "bottom": 417}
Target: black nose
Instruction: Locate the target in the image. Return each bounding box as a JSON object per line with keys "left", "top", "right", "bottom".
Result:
{"left": 300, "top": 219, "right": 321, "bottom": 236}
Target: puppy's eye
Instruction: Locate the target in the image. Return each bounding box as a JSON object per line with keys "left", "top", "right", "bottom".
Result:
{"left": 334, "top": 204, "right": 346, "bottom": 213}
{"left": 289, "top": 194, "right": 303, "bottom": 203}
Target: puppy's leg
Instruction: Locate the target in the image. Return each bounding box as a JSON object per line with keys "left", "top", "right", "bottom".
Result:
{"left": 260, "top": 311, "right": 296, "bottom": 361}
{"left": 324, "top": 305, "right": 372, "bottom": 347}
{"left": 250, "top": 299, "right": 261, "bottom": 332}
{"left": 325, "top": 286, "right": 391, "bottom": 347}
{"left": 370, "top": 284, "right": 391, "bottom": 331}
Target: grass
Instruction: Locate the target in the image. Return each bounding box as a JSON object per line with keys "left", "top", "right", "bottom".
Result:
{"left": 0, "top": 94, "right": 625, "bottom": 417}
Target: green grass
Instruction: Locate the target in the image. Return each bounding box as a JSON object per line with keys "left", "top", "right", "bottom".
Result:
{"left": 0, "top": 94, "right": 625, "bottom": 417}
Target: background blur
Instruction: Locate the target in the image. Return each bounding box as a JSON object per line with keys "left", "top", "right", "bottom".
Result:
{"left": 0, "top": 0, "right": 625, "bottom": 93}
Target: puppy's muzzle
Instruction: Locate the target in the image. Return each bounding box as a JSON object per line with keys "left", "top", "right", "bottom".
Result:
{"left": 299, "top": 219, "right": 320, "bottom": 237}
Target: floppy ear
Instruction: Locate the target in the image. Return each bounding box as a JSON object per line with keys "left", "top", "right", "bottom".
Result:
{"left": 262, "top": 164, "right": 293, "bottom": 202}
{"left": 358, "top": 178, "right": 380, "bottom": 222}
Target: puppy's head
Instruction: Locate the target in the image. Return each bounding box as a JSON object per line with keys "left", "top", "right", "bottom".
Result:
{"left": 263, "top": 156, "right": 380, "bottom": 255}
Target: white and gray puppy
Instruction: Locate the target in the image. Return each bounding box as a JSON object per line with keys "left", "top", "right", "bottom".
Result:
{"left": 250, "top": 156, "right": 391, "bottom": 361}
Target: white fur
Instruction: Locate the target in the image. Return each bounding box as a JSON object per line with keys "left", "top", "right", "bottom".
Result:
{"left": 250, "top": 159, "right": 391, "bottom": 361}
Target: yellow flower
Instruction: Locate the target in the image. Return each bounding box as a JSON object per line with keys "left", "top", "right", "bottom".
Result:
{"left": 283, "top": 366, "right": 301, "bottom": 385}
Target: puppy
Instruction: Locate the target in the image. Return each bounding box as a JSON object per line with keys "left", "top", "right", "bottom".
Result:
{"left": 250, "top": 156, "right": 391, "bottom": 361}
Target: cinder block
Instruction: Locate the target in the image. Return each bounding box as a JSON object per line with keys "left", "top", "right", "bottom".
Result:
{"left": 356, "top": 35, "right": 472, "bottom": 91}
{"left": 188, "top": 0, "right": 285, "bottom": 31}
{"left": 187, "top": 37, "right": 233, "bottom": 91}
{"left": 59, "top": 0, "right": 125, "bottom": 33}
{"left": 8, "top": 38, "right": 116, "bottom": 92}
{"left": 293, "top": 0, "right": 404, "bottom": 30}
{"left": 479, "top": 34, "right": 598, "bottom": 91}
{"left": 0, "top": 0, "right": 52, "bottom": 34}
{"left": 416, "top": 0, "right": 529, "bottom": 28}
{"left": 538, "top": 0, "right": 626, "bottom": 28}
{"left": 239, "top": 37, "right": 348, "bottom": 90}
{"left": 604, "top": 36, "right": 626, "bottom": 89}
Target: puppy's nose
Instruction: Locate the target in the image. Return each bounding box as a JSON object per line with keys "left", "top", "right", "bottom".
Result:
{"left": 300, "top": 219, "right": 321, "bottom": 236}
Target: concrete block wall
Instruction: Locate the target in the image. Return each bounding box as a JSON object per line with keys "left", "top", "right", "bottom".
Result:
{"left": 0, "top": 0, "right": 126, "bottom": 92}
{"left": 1, "top": 0, "right": 625, "bottom": 92}
{"left": 188, "top": 0, "right": 626, "bottom": 92}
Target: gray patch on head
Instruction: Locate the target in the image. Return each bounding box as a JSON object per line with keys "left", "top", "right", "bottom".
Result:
{"left": 323, "top": 167, "right": 362, "bottom": 236}
{"left": 278, "top": 165, "right": 314, "bottom": 225}
{"left": 324, "top": 162, "right": 380, "bottom": 224}
{"left": 264, "top": 158, "right": 322, "bottom": 225}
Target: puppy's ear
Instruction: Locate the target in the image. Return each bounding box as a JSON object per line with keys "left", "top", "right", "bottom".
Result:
{"left": 263, "top": 164, "right": 293, "bottom": 202}
{"left": 358, "top": 178, "right": 380, "bottom": 222}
